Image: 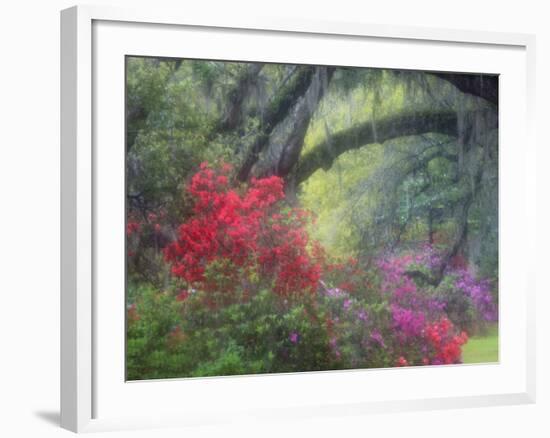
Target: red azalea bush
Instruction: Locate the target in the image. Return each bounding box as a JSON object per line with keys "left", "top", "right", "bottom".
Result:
{"left": 424, "top": 317, "right": 469, "bottom": 365}
{"left": 164, "top": 162, "right": 321, "bottom": 297}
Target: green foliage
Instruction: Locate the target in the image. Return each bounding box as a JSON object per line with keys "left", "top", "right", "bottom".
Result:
{"left": 126, "top": 286, "right": 336, "bottom": 379}
{"left": 126, "top": 284, "right": 185, "bottom": 380}
{"left": 126, "top": 58, "right": 248, "bottom": 216}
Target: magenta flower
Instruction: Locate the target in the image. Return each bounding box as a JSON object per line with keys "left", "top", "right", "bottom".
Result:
{"left": 391, "top": 304, "right": 426, "bottom": 339}
{"left": 370, "top": 330, "right": 385, "bottom": 347}
{"left": 289, "top": 332, "right": 299, "bottom": 344}
{"left": 343, "top": 298, "right": 352, "bottom": 311}
{"left": 454, "top": 269, "right": 497, "bottom": 322}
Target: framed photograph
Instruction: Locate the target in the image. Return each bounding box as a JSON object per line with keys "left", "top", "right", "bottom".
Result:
{"left": 61, "top": 5, "right": 536, "bottom": 433}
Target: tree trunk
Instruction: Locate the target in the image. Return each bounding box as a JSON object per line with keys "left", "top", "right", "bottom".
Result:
{"left": 248, "top": 67, "right": 335, "bottom": 188}
{"left": 236, "top": 66, "right": 318, "bottom": 181}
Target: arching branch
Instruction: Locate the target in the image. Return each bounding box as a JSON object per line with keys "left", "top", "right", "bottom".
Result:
{"left": 295, "top": 109, "right": 497, "bottom": 185}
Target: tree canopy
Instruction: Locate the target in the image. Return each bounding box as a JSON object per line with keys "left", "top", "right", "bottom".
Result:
{"left": 127, "top": 57, "right": 498, "bottom": 282}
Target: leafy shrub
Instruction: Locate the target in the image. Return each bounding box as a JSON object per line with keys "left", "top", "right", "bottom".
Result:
{"left": 126, "top": 284, "right": 186, "bottom": 380}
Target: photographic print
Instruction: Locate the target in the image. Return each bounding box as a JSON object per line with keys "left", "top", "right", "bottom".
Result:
{"left": 125, "top": 57, "right": 498, "bottom": 380}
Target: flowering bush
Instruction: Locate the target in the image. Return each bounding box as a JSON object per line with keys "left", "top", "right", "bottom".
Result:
{"left": 424, "top": 317, "right": 468, "bottom": 365}
{"left": 317, "top": 257, "right": 471, "bottom": 369}
{"left": 164, "top": 163, "right": 321, "bottom": 298}
{"left": 305, "top": 246, "right": 493, "bottom": 368}
{"left": 378, "top": 246, "right": 497, "bottom": 334}
{"left": 453, "top": 269, "right": 498, "bottom": 323}
{"left": 126, "top": 164, "right": 498, "bottom": 379}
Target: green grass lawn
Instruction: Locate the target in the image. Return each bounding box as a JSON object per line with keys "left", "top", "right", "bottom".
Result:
{"left": 462, "top": 324, "right": 499, "bottom": 364}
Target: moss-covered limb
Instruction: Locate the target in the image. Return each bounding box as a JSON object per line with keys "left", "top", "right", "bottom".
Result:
{"left": 432, "top": 73, "right": 499, "bottom": 106}
{"left": 263, "top": 66, "right": 317, "bottom": 132}
{"left": 237, "top": 66, "right": 317, "bottom": 181}
{"left": 275, "top": 67, "right": 336, "bottom": 178}
{"left": 295, "top": 109, "right": 497, "bottom": 185}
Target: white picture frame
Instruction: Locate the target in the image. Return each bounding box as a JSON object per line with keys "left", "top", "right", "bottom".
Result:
{"left": 61, "top": 4, "right": 536, "bottom": 433}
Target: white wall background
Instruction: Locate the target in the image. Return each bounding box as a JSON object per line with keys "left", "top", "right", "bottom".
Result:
{"left": 0, "top": 0, "right": 546, "bottom": 436}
